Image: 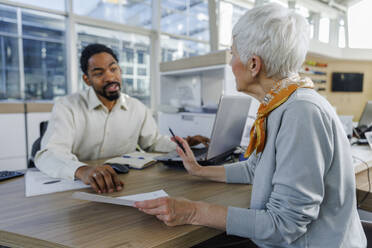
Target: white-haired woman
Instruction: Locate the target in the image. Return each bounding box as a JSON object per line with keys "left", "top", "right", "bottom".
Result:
{"left": 135, "top": 3, "right": 366, "bottom": 247}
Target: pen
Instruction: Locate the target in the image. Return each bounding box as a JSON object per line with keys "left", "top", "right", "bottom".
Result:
{"left": 43, "top": 180, "right": 61, "bottom": 184}
{"left": 168, "top": 127, "right": 186, "bottom": 153}
{"left": 123, "top": 155, "right": 144, "bottom": 159}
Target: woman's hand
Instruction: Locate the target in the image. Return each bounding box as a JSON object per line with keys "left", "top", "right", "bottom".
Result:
{"left": 135, "top": 197, "right": 199, "bottom": 226}
{"left": 171, "top": 136, "right": 203, "bottom": 176}
{"left": 135, "top": 197, "right": 228, "bottom": 230}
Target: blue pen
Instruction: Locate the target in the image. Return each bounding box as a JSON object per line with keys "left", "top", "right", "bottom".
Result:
{"left": 123, "top": 155, "right": 144, "bottom": 159}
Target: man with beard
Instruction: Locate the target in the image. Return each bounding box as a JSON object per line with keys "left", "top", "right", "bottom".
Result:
{"left": 35, "top": 43, "right": 209, "bottom": 194}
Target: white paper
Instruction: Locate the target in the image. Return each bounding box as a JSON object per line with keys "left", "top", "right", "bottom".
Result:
{"left": 72, "top": 190, "right": 169, "bottom": 207}
{"left": 105, "top": 151, "right": 156, "bottom": 169}
{"left": 25, "top": 169, "right": 90, "bottom": 197}
{"left": 351, "top": 145, "right": 372, "bottom": 167}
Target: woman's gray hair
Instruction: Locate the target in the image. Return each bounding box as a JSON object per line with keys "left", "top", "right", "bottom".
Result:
{"left": 232, "top": 3, "right": 310, "bottom": 78}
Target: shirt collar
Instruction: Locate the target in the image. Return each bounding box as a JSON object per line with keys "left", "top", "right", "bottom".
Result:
{"left": 87, "top": 87, "right": 128, "bottom": 111}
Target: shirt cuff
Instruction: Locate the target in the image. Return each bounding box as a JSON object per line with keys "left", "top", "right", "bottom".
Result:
{"left": 224, "top": 161, "right": 250, "bottom": 183}
{"left": 226, "top": 206, "right": 256, "bottom": 239}
{"left": 62, "top": 161, "right": 86, "bottom": 180}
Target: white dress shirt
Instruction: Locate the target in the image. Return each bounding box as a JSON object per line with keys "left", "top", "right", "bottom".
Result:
{"left": 35, "top": 88, "right": 176, "bottom": 180}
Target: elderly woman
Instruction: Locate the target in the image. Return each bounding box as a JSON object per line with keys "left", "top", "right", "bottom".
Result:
{"left": 135, "top": 3, "right": 366, "bottom": 247}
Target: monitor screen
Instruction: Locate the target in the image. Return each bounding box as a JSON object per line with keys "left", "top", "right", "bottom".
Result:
{"left": 332, "top": 72, "right": 363, "bottom": 92}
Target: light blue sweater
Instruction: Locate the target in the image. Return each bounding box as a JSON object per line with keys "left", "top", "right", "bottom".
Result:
{"left": 224, "top": 88, "right": 366, "bottom": 247}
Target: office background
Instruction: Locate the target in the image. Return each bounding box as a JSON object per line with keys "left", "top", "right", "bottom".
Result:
{"left": 1, "top": 0, "right": 371, "bottom": 107}
{"left": 1, "top": 0, "right": 372, "bottom": 171}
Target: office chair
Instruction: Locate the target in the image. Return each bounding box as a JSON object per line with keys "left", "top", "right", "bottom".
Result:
{"left": 28, "top": 121, "right": 48, "bottom": 168}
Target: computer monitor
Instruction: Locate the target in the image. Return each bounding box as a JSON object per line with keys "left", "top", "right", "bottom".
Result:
{"left": 359, "top": 101, "right": 372, "bottom": 127}
{"left": 332, "top": 72, "right": 363, "bottom": 92}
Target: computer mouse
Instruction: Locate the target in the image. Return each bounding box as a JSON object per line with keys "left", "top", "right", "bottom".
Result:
{"left": 107, "top": 163, "right": 129, "bottom": 174}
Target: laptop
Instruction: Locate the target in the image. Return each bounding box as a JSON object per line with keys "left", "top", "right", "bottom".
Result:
{"left": 354, "top": 101, "right": 372, "bottom": 143}
{"left": 359, "top": 101, "right": 372, "bottom": 127}
{"left": 156, "top": 95, "right": 252, "bottom": 166}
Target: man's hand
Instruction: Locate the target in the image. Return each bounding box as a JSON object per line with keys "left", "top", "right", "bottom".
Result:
{"left": 185, "top": 135, "right": 210, "bottom": 147}
{"left": 75, "top": 165, "right": 124, "bottom": 194}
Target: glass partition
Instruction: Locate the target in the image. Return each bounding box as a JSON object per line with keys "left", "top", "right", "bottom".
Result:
{"left": 7, "top": 0, "right": 65, "bottom": 11}
{"left": 161, "top": 0, "right": 209, "bottom": 41}
{"left": 161, "top": 34, "right": 210, "bottom": 62}
{"left": 22, "top": 9, "right": 67, "bottom": 100}
{"left": 0, "top": 4, "right": 20, "bottom": 100}
{"left": 73, "top": 0, "right": 152, "bottom": 29}
{"left": 76, "top": 24, "right": 151, "bottom": 106}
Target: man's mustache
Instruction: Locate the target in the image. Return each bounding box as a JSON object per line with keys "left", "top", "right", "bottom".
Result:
{"left": 103, "top": 82, "right": 121, "bottom": 91}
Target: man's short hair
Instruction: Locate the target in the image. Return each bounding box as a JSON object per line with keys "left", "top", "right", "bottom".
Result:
{"left": 80, "top": 43, "right": 119, "bottom": 75}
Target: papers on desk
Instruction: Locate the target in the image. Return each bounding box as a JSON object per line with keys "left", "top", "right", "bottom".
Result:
{"left": 105, "top": 151, "right": 157, "bottom": 169}
{"left": 351, "top": 145, "right": 372, "bottom": 165}
{"left": 25, "top": 169, "right": 90, "bottom": 197}
{"left": 72, "top": 190, "right": 169, "bottom": 207}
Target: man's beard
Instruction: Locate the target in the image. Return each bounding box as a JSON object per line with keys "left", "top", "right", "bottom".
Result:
{"left": 94, "top": 82, "right": 121, "bottom": 101}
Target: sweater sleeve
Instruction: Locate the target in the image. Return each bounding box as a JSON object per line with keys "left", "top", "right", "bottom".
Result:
{"left": 224, "top": 152, "right": 259, "bottom": 184}
{"left": 226, "top": 100, "right": 334, "bottom": 244}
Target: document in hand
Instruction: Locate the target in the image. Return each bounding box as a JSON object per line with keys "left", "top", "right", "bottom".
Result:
{"left": 72, "top": 190, "right": 169, "bottom": 207}
{"left": 105, "top": 151, "right": 156, "bottom": 169}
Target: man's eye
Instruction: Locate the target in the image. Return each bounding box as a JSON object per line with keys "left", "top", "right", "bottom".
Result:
{"left": 111, "top": 67, "right": 117, "bottom": 72}
{"left": 94, "top": 73, "right": 103, "bottom": 77}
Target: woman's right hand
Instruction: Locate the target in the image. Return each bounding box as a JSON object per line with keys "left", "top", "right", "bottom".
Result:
{"left": 171, "top": 136, "right": 202, "bottom": 176}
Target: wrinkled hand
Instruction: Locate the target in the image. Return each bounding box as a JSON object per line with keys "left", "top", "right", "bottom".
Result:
{"left": 135, "top": 197, "right": 198, "bottom": 226}
{"left": 185, "top": 135, "right": 210, "bottom": 147}
{"left": 75, "top": 164, "right": 124, "bottom": 194}
{"left": 171, "top": 136, "right": 203, "bottom": 176}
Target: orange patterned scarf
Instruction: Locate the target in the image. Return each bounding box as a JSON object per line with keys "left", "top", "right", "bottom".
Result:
{"left": 244, "top": 75, "right": 314, "bottom": 158}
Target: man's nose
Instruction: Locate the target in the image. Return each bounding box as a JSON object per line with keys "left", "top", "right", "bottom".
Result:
{"left": 104, "top": 69, "right": 116, "bottom": 81}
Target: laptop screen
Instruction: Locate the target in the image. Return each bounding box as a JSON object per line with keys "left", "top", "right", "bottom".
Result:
{"left": 206, "top": 95, "right": 252, "bottom": 160}
{"left": 359, "top": 101, "right": 372, "bottom": 127}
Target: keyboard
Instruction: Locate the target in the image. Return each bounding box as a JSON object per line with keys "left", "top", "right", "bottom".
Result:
{"left": 192, "top": 147, "right": 208, "bottom": 157}
{"left": 0, "top": 170, "right": 25, "bottom": 182}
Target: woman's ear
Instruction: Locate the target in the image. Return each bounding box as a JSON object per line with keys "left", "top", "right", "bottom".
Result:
{"left": 250, "top": 55, "right": 262, "bottom": 77}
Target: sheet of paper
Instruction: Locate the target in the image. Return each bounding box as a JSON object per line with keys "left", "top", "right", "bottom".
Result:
{"left": 25, "top": 169, "right": 90, "bottom": 197}
{"left": 72, "top": 190, "right": 168, "bottom": 207}
{"left": 351, "top": 146, "right": 372, "bottom": 167}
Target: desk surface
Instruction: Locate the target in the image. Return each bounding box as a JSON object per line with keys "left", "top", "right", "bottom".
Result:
{"left": 0, "top": 163, "right": 251, "bottom": 248}
{"left": 2, "top": 146, "right": 372, "bottom": 248}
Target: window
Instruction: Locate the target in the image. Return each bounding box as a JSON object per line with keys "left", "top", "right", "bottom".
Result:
{"left": 137, "top": 51, "right": 145, "bottom": 64}
{"left": 76, "top": 24, "right": 151, "bottom": 106}
{"left": 124, "top": 48, "right": 134, "bottom": 63}
{"left": 0, "top": 5, "right": 67, "bottom": 100}
{"left": 7, "top": 0, "right": 65, "bottom": 11}
{"left": 319, "top": 17, "right": 329, "bottom": 43}
{"left": 338, "top": 18, "right": 345, "bottom": 48}
{"left": 161, "top": 0, "right": 209, "bottom": 41}
{"left": 73, "top": 0, "right": 152, "bottom": 28}
{"left": 124, "top": 67, "right": 133, "bottom": 75}
{"left": 0, "top": 5, "right": 20, "bottom": 99}
{"left": 161, "top": 34, "right": 210, "bottom": 62}
{"left": 218, "top": 0, "right": 252, "bottom": 47}
{"left": 22, "top": 10, "right": 67, "bottom": 100}
{"left": 348, "top": 0, "right": 372, "bottom": 49}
